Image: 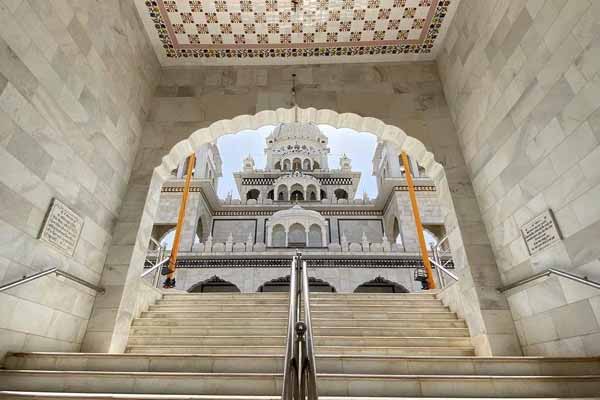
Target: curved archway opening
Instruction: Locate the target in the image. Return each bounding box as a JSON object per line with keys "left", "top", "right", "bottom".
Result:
{"left": 354, "top": 277, "right": 409, "bottom": 293}
{"left": 188, "top": 276, "right": 240, "bottom": 293}
{"left": 308, "top": 224, "right": 323, "bottom": 247}
{"left": 288, "top": 223, "right": 306, "bottom": 247}
{"left": 271, "top": 224, "right": 286, "bottom": 247}
{"left": 257, "top": 275, "right": 336, "bottom": 292}
{"left": 246, "top": 189, "right": 260, "bottom": 201}
{"left": 334, "top": 188, "right": 348, "bottom": 200}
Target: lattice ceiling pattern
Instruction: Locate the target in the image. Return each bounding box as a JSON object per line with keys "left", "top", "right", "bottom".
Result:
{"left": 137, "top": 0, "right": 458, "bottom": 65}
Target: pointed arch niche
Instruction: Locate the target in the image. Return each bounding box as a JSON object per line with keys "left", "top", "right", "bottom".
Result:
{"left": 89, "top": 108, "right": 517, "bottom": 358}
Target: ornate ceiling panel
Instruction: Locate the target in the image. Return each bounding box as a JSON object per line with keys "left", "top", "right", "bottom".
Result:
{"left": 136, "top": 0, "right": 459, "bottom": 65}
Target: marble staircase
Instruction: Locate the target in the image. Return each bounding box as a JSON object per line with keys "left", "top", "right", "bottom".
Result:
{"left": 1, "top": 292, "right": 600, "bottom": 399}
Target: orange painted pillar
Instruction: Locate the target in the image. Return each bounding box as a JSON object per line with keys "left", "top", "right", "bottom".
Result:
{"left": 400, "top": 151, "right": 436, "bottom": 289}
{"left": 166, "top": 153, "right": 196, "bottom": 284}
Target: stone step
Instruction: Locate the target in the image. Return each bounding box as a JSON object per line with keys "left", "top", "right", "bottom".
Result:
{"left": 140, "top": 311, "right": 457, "bottom": 319}
{"left": 127, "top": 335, "right": 471, "bottom": 348}
{"left": 127, "top": 336, "right": 285, "bottom": 347}
{"left": 6, "top": 394, "right": 599, "bottom": 400}
{"left": 161, "top": 294, "right": 288, "bottom": 300}
{"left": 310, "top": 311, "right": 457, "bottom": 319}
{"left": 314, "top": 336, "right": 473, "bottom": 348}
{"left": 129, "top": 326, "right": 470, "bottom": 338}
{"left": 315, "top": 346, "right": 476, "bottom": 356}
{"left": 157, "top": 299, "right": 289, "bottom": 306}
{"left": 131, "top": 317, "right": 467, "bottom": 328}
{"left": 2, "top": 370, "right": 599, "bottom": 397}
{"left": 132, "top": 318, "right": 287, "bottom": 327}
{"left": 148, "top": 305, "right": 290, "bottom": 312}
{"left": 157, "top": 298, "right": 443, "bottom": 306}
{"left": 124, "top": 346, "right": 285, "bottom": 355}
{"left": 140, "top": 311, "right": 289, "bottom": 319}
{"left": 147, "top": 305, "right": 449, "bottom": 313}
{"left": 7, "top": 353, "right": 600, "bottom": 376}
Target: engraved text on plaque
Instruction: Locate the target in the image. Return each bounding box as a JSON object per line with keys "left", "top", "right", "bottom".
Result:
{"left": 39, "top": 198, "right": 84, "bottom": 256}
{"left": 521, "top": 209, "right": 562, "bottom": 256}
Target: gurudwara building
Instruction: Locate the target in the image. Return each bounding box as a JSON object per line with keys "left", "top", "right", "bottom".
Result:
{"left": 1, "top": 0, "right": 600, "bottom": 398}
{"left": 150, "top": 122, "right": 447, "bottom": 293}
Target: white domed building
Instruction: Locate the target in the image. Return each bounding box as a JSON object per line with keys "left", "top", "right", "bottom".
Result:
{"left": 151, "top": 123, "right": 446, "bottom": 294}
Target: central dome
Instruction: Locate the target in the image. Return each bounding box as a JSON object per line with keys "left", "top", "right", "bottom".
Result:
{"left": 267, "top": 122, "right": 328, "bottom": 144}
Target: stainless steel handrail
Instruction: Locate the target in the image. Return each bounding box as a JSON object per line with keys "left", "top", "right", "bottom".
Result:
{"left": 0, "top": 267, "right": 105, "bottom": 293}
{"left": 282, "top": 255, "right": 299, "bottom": 400}
{"left": 429, "top": 257, "right": 459, "bottom": 288}
{"left": 282, "top": 253, "right": 318, "bottom": 400}
{"left": 143, "top": 238, "right": 170, "bottom": 287}
{"left": 499, "top": 268, "right": 600, "bottom": 293}
{"left": 300, "top": 259, "right": 318, "bottom": 400}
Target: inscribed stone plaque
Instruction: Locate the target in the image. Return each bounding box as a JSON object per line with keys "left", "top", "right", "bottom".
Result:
{"left": 520, "top": 209, "right": 562, "bottom": 256}
{"left": 39, "top": 198, "right": 84, "bottom": 256}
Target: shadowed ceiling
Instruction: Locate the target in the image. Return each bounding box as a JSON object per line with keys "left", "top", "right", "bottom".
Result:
{"left": 136, "top": 0, "right": 459, "bottom": 66}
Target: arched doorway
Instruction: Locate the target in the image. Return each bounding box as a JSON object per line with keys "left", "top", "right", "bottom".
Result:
{"left": 257, "top": 275, "right": 336, "bottom": 292}
{"left": 188, "top": 276, "right": 240, "bottom": 293}
{"left": 246, "top": 189, "right": 260, "bottom": 201}
{"left": 354, "top": 277, "right": 409, "bottom": 293}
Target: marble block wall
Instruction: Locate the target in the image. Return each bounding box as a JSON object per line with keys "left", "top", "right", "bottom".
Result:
{"left": 0, "top": 0, "right": 159, "bottom": 360}
{"left": 438, "top": 0, "right": 600, "bottom": 355}
{"left": 86, "top": 62, "right": 521, "bottom": 355}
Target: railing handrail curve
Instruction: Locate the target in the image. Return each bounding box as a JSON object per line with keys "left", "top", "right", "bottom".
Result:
{"left": 428, "top": 257, "right": 459, "bottom": 282}
{"left": 0, "top": 267, "right": 105, "bottom": 294}
{"left": 499, "top": 268, "right": 600, "bottom": 293}
{"left": 140, "top": 256, "right": 171, "bottom": 278}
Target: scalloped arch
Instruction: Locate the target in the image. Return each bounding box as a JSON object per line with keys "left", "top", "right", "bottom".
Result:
{"left": 155, "top": 108, "right": 441, "bottom": 180}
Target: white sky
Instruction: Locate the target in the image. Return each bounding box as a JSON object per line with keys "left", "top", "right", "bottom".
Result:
{"left": 216, "top": 125, "right": 378, "bottom": 199}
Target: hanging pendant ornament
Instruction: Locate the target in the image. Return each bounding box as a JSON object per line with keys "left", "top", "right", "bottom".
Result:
{"left": 291, "top": 73, "right": 298, "bottom": 122}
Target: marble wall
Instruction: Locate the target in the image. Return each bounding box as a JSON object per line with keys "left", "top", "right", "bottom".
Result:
{"left": 0, "top": 0, "right": 159, "bottom": 360}
{"left": 438, "top": 0, "right": 600, "bottom": 355}
{"left": 86, "top": 61, "right": 521, "bottom": 355}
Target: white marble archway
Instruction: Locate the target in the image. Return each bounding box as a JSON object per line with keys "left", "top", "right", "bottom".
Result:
{"left": 86, "top": 107, "right": 519, "bottom": 358}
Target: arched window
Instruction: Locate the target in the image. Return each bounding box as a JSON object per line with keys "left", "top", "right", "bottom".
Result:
{"left": 271, "top": 224, "right": 286, "bottom": 247}
{"left": 277, "top": 185, "right": 288, "bottom": 201}
{"left": 267, "top": 189, "right": 274, "bottom": 200}
{"left": 292, "top": 158, "right": 302, "bottom": 171}
{"left": 313, "top": 161, "right": 320, "bottom": 170}
{"left": 308, "top": 224, "right": 323, "bottom": 247}
{"left": 320, "top": 189, "right": 327, "bottom": 199}
{"left": 150, "top": 224, "right": 176, "bottom": 250}
{"left": 354, "top": 277, "right": 409, "bottom": 293}
{"left": 334, "top": 189, "right": 348, "bottom": 200}
{"left": 303, "top": 159, "right": 311, "bottom": 170}
{"left": 246, "top": 189, "right": 260, "bottom": 200}
{"left": 290, "top": 184, "right": 304, "bottom": 201}
{"left": 274, "top": 161, "right": 281, "bottom": 170}
{"left": 288, "top": 223, "right": 306, "bottom": 247}
{"left": 159, "top": 228, "right": 176, "bottom": 250}
{"left": 188, "top": 276, "right": 240, "bottom": 293}
{"left": 283, "top": 159, "right": 291, "bottom": 171}
{"left": 306, "top": 184, "right": 318, "bottom": 201}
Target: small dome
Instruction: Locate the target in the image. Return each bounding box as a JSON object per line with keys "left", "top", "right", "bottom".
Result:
{"left": 267, "top": 123, "right": 327, "bottom": 144}
{"left": 271, "top": 204, "right": 324, "bottom": 221}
